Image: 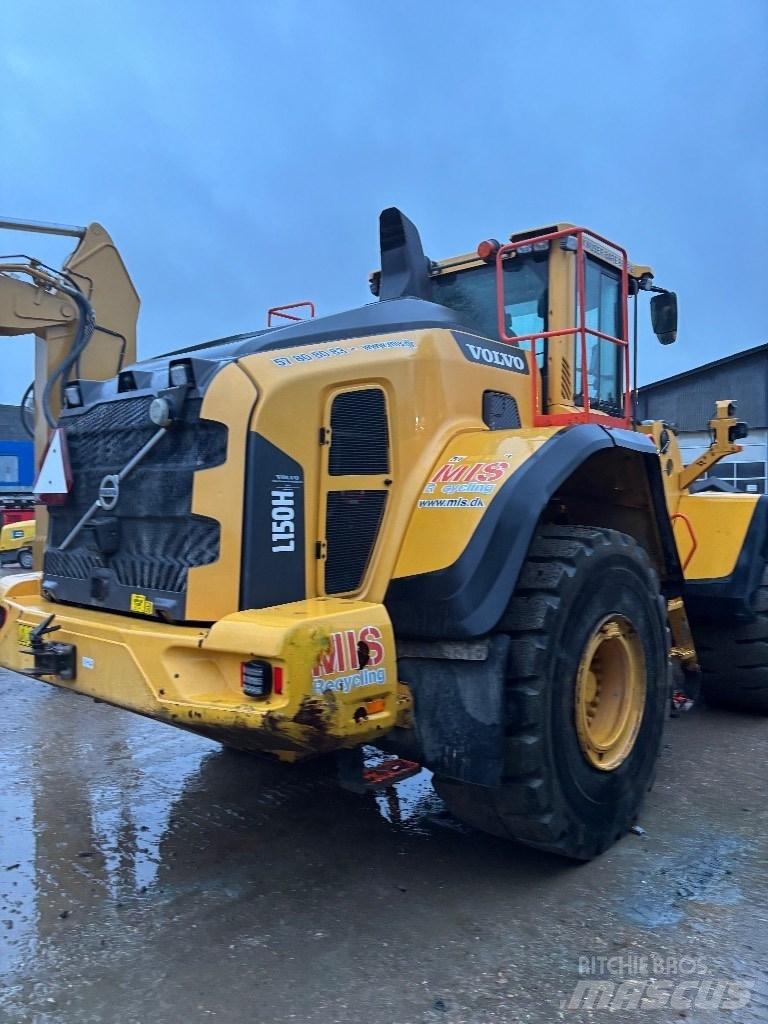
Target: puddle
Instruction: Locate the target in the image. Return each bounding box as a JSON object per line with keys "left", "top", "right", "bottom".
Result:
{"left": 621, "top": 834, "right": 749, "bottom": 927}
{"left": 0, "top": 703, "right": 457, "bottom": 978}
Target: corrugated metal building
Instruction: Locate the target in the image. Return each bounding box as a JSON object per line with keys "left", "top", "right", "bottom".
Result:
{"left": 0, "top": 404, "right": 34, "bottom": 493}
{"left": 637, "top": 343, "right": 768, "bottom": 494}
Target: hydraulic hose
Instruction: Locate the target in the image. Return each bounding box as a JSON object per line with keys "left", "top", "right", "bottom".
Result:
{"left": 19, "top": 380, "right": 34, "bottom": 439}
{"left": 40, "top": 282, "right": 95, "bottom": 429}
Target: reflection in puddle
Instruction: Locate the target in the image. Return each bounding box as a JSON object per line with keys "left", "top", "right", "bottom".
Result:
{"left": 0, "top": 684, "right": 454, "bottom": 979}
{"left": 0, "top": 782, "right": 37, "bottom": 975}
{"left": 364, "top": 747, "right": 444, "bottom": 833}
{"left": 374, "top": 770, "right": 440, "bottom": 832}
{"left": 1, "top": 692, "right": 214, "bottom": 975}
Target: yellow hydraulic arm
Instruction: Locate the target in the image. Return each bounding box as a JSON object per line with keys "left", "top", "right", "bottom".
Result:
{"left": 0, "top": 217, "right": 138, "bottom": 460}
{"left": 0, "top": 217, "right": 139, "bottom": 561}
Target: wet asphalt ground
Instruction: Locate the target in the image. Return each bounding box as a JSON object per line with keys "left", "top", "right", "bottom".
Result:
{"left": 0, "top": 665, "right": 766, "bottom": 1023}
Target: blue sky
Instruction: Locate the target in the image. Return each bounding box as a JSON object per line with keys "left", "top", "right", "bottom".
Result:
{"left": 1, "top": 1, "right": 766, "bottom": 404}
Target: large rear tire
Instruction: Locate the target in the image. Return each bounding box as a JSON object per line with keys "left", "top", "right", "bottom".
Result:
{"left": 434, "top": 525, "right": 669, "bottom": 860}
{"left": 692, "top": 566, "right": 768, "bottom": 714}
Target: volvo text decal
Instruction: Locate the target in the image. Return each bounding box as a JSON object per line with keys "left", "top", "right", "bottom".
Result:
{"left": 453, "top": 333, "right": 529, "bottom": 374}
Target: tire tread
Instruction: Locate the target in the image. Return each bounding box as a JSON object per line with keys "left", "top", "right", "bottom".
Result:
{"left": 435, "top": 524, "right": 668, "bottom": 860}
{"left": 693, "top": 570, "right": 768, "bottom": 713}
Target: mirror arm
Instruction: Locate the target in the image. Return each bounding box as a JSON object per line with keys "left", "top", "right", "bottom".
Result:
{"left": 639, "top": 280, "right": 671, "bottom": 295}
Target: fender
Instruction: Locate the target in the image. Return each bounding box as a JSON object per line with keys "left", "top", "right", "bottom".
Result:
{"left": 386, "top": 423, "right": 682, "bottom": 639}
{"left": 683, "top": 494, "right": 768, "bottom": 620}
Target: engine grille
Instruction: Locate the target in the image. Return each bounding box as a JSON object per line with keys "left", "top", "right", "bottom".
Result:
{"left": 44, "top": 394, "right": 227, "bottom": 615}
{"left": 324, "top": 490, "right": 388, "bottom": 594}
{"left": 329, "top": 388, "right": 389, "bottom": 475}
{"left": 482, "top": 390, "right": 521, "bottom": 430}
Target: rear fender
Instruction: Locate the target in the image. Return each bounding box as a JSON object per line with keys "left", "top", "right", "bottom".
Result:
{"left": 681, "top": 494, "right": 768, "bottom": 620}
{"left": 387, "top": 424, "right": 682, "bottom": 638}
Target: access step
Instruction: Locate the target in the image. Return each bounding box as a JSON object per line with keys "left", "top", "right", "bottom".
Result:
{"left": 337, "top": 749, "right": 421, "bottom": 793}
{"left": 362, "top": 758, "right": 421, "bottom": 790}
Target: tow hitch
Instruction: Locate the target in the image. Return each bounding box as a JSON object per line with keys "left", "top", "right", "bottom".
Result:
{"left": 20, "top": 613, "right": 77, "bottom": 680}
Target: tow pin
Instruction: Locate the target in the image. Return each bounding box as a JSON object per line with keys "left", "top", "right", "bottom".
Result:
{"left": 29, "top": 613, "right": 60, "bottom": 647}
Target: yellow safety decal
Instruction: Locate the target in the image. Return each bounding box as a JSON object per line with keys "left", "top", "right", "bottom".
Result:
{"left": 17, "top": 623, "right": 33, "bottom": 647}
{"left": 130, "top": 593, "right": 154, "bottom": 615}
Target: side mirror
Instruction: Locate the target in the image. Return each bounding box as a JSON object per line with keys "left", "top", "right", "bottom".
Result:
{"left": 651, "top": 291, "right": 678, "bottom": 345}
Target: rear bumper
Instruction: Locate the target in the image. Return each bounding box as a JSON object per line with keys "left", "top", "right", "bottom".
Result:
{"left": 0, "top": 574, "right": 399, "bottom": 760}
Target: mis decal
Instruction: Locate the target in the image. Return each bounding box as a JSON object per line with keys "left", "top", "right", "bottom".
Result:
{"left": 312, "top": 625, "right": 387, "bottom": 694}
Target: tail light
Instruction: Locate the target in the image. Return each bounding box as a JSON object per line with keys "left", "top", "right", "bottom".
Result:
{"left": 241, "top": 660, "right": 272, "bottom": 698}
{"left": 240, "top": 661, "right": 284, "bottom": 698}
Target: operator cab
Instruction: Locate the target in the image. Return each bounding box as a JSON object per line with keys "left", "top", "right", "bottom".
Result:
{"left": 372, "top": 209, "right": 677, "bottom": 429}
{"left": 430, "top": 226, "right": 630, "bottom": 426}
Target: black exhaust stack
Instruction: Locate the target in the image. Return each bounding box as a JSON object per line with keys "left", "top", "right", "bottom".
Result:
{"left": 377, "top": 207, "right": 432, "bottom": 301}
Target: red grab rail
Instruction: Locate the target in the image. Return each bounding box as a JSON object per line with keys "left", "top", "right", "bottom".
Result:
{"left": 670, "top": 512, "right": 698, "bottom": 570}
{"left": 494, "top": 227, "right": 630, "bottom": 428}
{"left": 267, "top": 301, "right": 316, "bottom": 327}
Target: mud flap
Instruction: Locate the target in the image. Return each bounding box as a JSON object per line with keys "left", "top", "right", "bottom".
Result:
{"left": 397, "top": 635, "right": 509, "bottom": 787}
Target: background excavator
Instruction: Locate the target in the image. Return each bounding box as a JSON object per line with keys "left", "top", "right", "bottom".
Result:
{"left": 0, "top": 208, "right": 764, "bottom": 861}
{"left": 0, "top": 216, "right": 139, "bottom": 544}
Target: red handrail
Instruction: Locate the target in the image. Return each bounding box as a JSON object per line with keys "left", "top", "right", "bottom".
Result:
{"left": 670, "top": 512, "right": 698, "bottom": 570}
{"left": 494, "top": 227, "right": 630, "bottom": 428}
{"left": 267, "top": 301, "right": 316, "bottom": 327}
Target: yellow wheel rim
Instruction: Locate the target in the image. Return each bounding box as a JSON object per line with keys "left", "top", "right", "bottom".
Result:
{"left": 574, "top": 615, "right": 646, "bottom": 771}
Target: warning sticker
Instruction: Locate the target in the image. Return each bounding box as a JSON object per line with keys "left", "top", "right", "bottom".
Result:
{"left": 130, "top": 593, "right": 154, "bottom": 615}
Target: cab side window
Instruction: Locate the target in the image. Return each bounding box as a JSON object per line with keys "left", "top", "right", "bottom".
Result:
{"left": 577, "top": 258, "right": 623, "bottom": 415}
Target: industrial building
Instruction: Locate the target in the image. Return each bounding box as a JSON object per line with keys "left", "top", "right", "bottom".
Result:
{"left": 0, "top": 403, "right": 33, "bottom": 494}
{"left": 638, "top": 343, "right": 768, "bottom": 494}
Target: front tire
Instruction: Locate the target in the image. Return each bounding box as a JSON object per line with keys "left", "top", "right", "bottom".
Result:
{"left": 434, "top": 525, "right": 669, "bottom": 860}
{"left": 17, "top": 548, "right": 33, "bottom": 570}
{"left": 692, "top": 566, "right": 768, "bottom": 713}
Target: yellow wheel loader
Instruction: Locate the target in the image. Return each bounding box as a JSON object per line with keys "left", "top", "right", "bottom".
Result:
{"left": 0, "top": 209, "right": 763, "bottom": 860}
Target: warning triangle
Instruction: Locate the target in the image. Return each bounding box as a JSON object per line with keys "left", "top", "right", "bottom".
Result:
{"left": 34, "top": 428, "right": 72, "bottom": 505}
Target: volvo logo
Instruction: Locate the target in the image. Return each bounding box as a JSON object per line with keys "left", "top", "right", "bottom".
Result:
{"left": 98, "top": 474, "right": 120, "bottom": 510}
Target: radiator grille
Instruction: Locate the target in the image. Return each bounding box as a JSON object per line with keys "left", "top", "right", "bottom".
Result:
{"left": 324, "top": 490, "right": 387, "bottom": 594}
{"left": 45, "top": 395, "right": 227, "bottom": 609}
{"left": 482, "top": 391, "right": 521, "bottom": 430}
{"left": 329, "top": 388, "right": 389, "bottom": 475}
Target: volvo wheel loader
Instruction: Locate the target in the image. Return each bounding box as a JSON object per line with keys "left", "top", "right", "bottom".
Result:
{"left": 0, "top": 209, "right": 764, "bottom": 860}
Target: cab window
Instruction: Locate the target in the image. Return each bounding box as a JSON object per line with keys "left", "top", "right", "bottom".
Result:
{"left": 576, "top": 257, "right": 623, "bottom": 415}
{"left": 430, "top": 253, "right": 548, "bottom": 343}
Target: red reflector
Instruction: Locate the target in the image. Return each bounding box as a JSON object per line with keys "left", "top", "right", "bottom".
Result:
{"left": 273, "top": 666, "right": 284, "bottom": 695}
{"left": 477, "top": 238, "right": 500, "bottom": 262}
{"left": 33, "top": 428, "right": 72, "bottom": 506}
